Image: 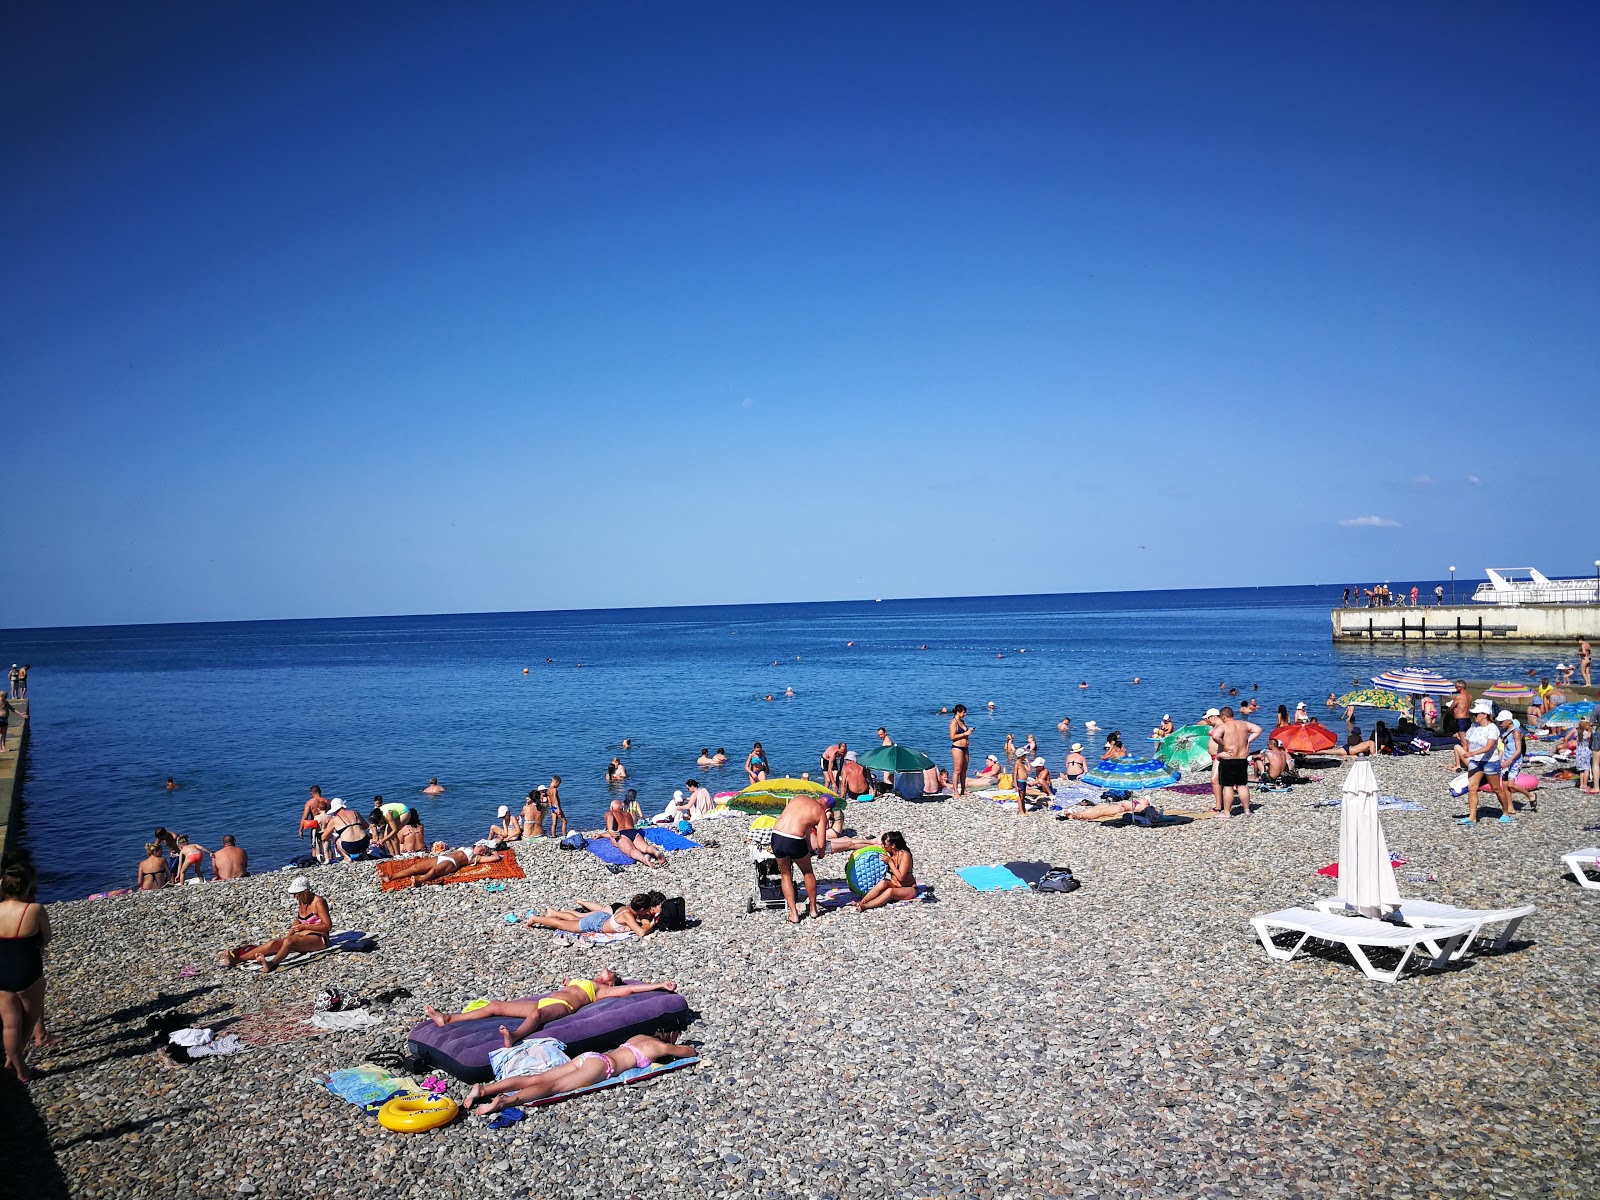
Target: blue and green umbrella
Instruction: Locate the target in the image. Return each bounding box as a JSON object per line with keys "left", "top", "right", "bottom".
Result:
{"left": 1080, "top": 757, "right": 1181, "bottom": 792}
{"left": 1542, "top": 700, "right": 1595, "bottom": 728}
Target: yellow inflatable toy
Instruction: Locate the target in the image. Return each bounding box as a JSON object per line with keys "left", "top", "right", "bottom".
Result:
{"left": 378, "top": 1094, "right": 458, "bottom": 1133}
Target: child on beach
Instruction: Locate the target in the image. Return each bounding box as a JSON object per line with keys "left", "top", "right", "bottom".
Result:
{"left": 546, "top": 776, "right": 567, "bottom": 837}
{"left": 853, "top": 831, "right": 917, "bottom": 911}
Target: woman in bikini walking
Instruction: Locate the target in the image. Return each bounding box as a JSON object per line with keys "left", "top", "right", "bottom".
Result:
{"left": 949, "top": 705, "right": 973, "bottom": 796}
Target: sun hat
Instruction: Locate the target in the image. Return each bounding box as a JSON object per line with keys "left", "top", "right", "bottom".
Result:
{"left": 844, "top": 751, "right": 857, "bottom": 761}
{"left": 1204, "top": 708, "right": 1220, "bottom": 718}
{"left": 1470, "top": 699, "right": 1493, "bottom": 715}
{"left": 672, "top": 790, "right": 683, "bottom": 802}
{"left": 329, "top": 798, "right": 345, "bottom": 812}
{"left": 497, "top": 805, "right": 509, "bottom": 816}
{"left": 1162, "top": 713, "right": 1170, "bottom": 720}
{"left": 1295, "top": 701, "right": 1307, "bottom": 709}
{"left": 1496, "top": 710, "right": 1514, "bottom": 722}
{"left": 1031, "top": 756, "right": 1045, "bottom": 767}
{"left": 288, "top": 876, "right": 310, "bottom": 894}
{"left": 1070, "top": 743, "right": 1083, "bottom": 752}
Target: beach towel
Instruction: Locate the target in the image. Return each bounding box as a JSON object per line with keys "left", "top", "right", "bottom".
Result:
{"left": 518, "top": 1055, "right": 699, "bottom": 1110}
{"left": 955, "top": 866, "right": 1030, "bottom": 892}
{"left": 324, "top": 1065, "right": 430, "bottom": 1114}
{"left": 817, "top": 882, "right": 935, "bottom": 909}
{"left": 234, "top": 930, "right": 376, "bottom": 971}
{"left": 1164, "top": 782, "right": 1219, "bottom": 797}
{"left": 378, "top": 848, "right": 525, "bottom": 892}
{"left": 643, "top": 828, "right": 701, "bottom": 851}
{"left": 551, "top": 929, "right": 637, "bottom": 946}
{"left": 224, "top": 1005, "right": 326, "bottom": 1049}
{"left": 586, "top": 838, "right": 637, "bottom": 867}
{"left": 1051, "top": 783, "right": 1102, "bottom": 806}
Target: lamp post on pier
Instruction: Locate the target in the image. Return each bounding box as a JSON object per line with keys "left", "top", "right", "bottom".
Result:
{"left": 1449, "top": 565, "right": 1456, "bottom": 605}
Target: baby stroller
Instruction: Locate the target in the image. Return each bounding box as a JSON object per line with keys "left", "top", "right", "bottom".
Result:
{"left": 745, "top": 816, "right": 790, "bottom": 913}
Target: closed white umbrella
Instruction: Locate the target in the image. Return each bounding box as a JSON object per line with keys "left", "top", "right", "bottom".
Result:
{"left": 1336, "top": 760, "right": 1401, "bottom": 919}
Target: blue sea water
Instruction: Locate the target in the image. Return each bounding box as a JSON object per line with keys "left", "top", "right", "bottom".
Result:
{"left": 2, "top": 585, "right": 1560, "bottom": 901}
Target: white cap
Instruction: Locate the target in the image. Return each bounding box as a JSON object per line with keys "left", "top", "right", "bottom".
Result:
{"left": 1070, "top": 743, "right": 1083, "bottom": 752}
{"left": 1470, "top": 699, "right": 1493, "bottom": 715}
{"left": 288, "top": 876, "right": 310, "bottom": 894}
{"left": 1031, "top": 756, "right": 1045, "bottom": 767}
{"left": 673, "top": 790, "right": 683, "bottom": 801}
{"left": 329, "top": 798, "right": 345, "bottom": 812}
{"left": 1204, "top": 708, "right": 1220, "bottom": 718}
{"left": 1295, "top": 701, "right": 1306, "bottom": 709}
{"left": 985, "top": 754, "right": 997, "bottom": 762}
{"left": 844, "top": 751, "right": 857, "bottom": 761}
{"left": 1496, "top": 710, "right": 1514, "bottom": 722}
{"left": 497, "top": 805, "right": 509, "bottom": 816}
{"left": 1162, "top": 714, "right": 1170, "bottom": 720}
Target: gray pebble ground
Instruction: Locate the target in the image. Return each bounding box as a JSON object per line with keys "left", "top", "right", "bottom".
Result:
{"left": 8, "top": 751, "right": 1600, "bottom": 1200}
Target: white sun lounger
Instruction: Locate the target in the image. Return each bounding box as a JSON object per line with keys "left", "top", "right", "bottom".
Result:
{"left": 1251, "top": 907, "right": 1477, "bottom": 983}
{"left": 1313, "top": 897, "right": 1535, "bottom": 957}
{"left": 1560, "top": 848, "right": 1600, "bottom": 891}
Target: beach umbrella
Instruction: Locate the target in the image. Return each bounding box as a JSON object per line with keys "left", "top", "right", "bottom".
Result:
{"left": 844, "top": 847, "right": 888, "bottom": 896}
{"left": 1542, "top": 700, "right": 1596, "bottom": 728}
{"left": 855, "top": 744, "right": 937, "bottom": 774}
{"left": 1080, "top": 757, "right": 1180, "bottom": 792}
{"left": 1371, "top": 668, "right": 1456, "bottom": 696}
{"left": 1156, "top": 724, "right": 1213, "bottom": 772}
{"left": 1480, "top": 682, "right": 1534, "bottom": 702}
{"left": 1271, "top": 722, "right": 1340, "bottom": 753}
{"left": 1335, "top": 688, "right": 1412, "bottom": 712}
{"left": 1335, "top": 760, "right": 1401, "bottom": 919}
{"left": 726, "top": 777, "right": 837, "bottom": 815}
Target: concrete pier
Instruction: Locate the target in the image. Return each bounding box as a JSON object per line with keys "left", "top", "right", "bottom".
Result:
{"left": 1332, "top": 604, "right": 1600, "bottom": 644}
{"left": 0, "top": 696, "right": 28, "bottom": 857}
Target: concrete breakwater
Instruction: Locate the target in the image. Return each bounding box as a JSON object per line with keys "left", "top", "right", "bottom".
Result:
{"left": 1332, "top": 604, "right": 1600, "bottom": 644}
{"left": 0, "top": 696, "right": 28, "bottom": 857}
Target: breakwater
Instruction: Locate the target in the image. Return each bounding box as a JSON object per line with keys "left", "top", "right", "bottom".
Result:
{"left": 1332, "top": 604, "right": 1600, "bottom": 644}
{"left": 0, "top": 696, "right": 28, "bottom": 857}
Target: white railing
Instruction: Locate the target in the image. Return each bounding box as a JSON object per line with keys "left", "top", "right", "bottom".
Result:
{"left": 1472, "top": 580, "right": 1600, "bottom": 605}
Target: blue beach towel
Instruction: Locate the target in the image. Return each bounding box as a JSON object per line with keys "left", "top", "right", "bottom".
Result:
{"left": 645, "top": 829, "right": 701, "bottom": 851}
{"left": 586, "top": 839, "right": 635, "bottom": 867}
{"left": 955, "top": 866, "right": 1030, "bottom": 892}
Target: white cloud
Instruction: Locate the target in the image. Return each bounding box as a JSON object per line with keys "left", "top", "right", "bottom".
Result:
{"left": 1413, "top": 474, "right": 1434, "bottom": 486}
{"left": 1466, "top": 474, "right": 1481, "bottom": 486}
{"left": 1339, "top": 515, "right": 1402, "bottom": 528}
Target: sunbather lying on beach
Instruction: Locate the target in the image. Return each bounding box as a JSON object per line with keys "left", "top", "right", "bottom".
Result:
{"left": 383, "top": 843, "right": 503, "bottom": 884}
{"left": 1063, "top": 796, "right": 1154, "bottom": 821}
{"left": 852, "top": 831, "right": 917, "bottom": 910}
{"left": 522, "top": 892, "right": 665, "bottom": 942}
{"left": 221, "top": 877, "right": 331, "bottom": 971}
{"left": 463, "top": 1034, "right": 697, "bottom": 1115}
{"left": 423, "top": 962, "right": 676, "bottom": 1039}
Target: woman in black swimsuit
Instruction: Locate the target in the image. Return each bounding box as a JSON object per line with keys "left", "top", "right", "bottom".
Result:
{"left": 0, "top": 852, "right": 51, "bottom": 1082}
{"left": 323, "top": 801, "right": 372, "bottom": 862}
{"left": 949, "top": 705, "right": 973, "bottom": 796}
{"left": 136, "top": 843, "right": 171, "bottom": 890}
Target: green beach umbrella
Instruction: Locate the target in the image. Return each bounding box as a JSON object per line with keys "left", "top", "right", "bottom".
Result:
{"left": 1156, "top": 724, "right": 1213, "bottom": 772}
{"left": 1335, "top": 688, "right": 1412, "bottom": 712}
{"left": 855, "top": 744, "right": 937, "bottom": 774}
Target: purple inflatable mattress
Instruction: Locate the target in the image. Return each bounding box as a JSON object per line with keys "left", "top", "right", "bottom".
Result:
{"left": 407, "top": 987, "right": 690, "bottom": 1083}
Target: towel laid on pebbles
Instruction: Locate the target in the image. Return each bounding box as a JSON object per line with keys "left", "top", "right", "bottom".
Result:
{"left": 817, "top": 883, "right": 935, "bottom": 909}
{"left": 233, "top": 930, "right": 377, "bottom": 971}
{"left": 379, "top": 848, "right": 525, "bottom": 892}
{"left": 956, "top": 866, "right": 1031, "bottom": 892}
{"left": 551, "top": 929, "right": 637, "bottom": 946}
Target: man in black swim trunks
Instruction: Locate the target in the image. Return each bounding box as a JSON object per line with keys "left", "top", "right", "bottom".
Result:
{"left": 770, "top": 794, "right": 829, "bottom": 924}
{"left": 1208, "top": 706, "right": 1261, "bottom": 818}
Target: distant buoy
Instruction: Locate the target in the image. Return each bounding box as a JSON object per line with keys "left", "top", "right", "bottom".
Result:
{"left": 522, "top": 668, "right": 529, "bottom": 675}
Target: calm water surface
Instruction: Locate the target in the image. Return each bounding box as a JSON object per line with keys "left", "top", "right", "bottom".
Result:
{"left": 2, "top": 585, "right": 1556, "bottom": 900}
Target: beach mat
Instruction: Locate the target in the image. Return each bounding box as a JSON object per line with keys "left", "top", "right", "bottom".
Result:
{"left": 378, "top": 849, "right": 524, "bottom": 893}
{"left": 817, "top": 882, "right": 936, "bottom": 909}
{"left": 1164, "top": 782, "right": 1217, "bottom": 797}
{"left": 644, "top": 828, "right": 701, "bottom": 851}
{"left": 955, "top": 866, "right": 1030, "bottom": 892}
{"left": 586, "top": 839, "right": 635, "bottom": 867}
{"left": 234, "top": 930, "right": 375, "bottom": 971}
{"left": 518, "top": 1055, "right": 699, "bottom": 1110}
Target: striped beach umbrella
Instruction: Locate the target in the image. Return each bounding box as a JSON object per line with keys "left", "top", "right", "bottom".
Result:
{"left": 1080, "top": 757, "right": 1181, "bottom": 792}
{"left": 1542, "top": 701, "right": 1596, "bottom": 728}
{"left": 726, "top": 777, "right": 837, "bottom": 815}
{"left": 1335, "top": 688, "right": 1412, "bottom": 712}
{"left": 1480, "top": 681, "right": 1534, "bottom": 701}
{"left": 1371, "top": 668, "right": 1456, "bottom": 696}
{"left": 1156, "top": 724, "right": 1213, "bottom": 772}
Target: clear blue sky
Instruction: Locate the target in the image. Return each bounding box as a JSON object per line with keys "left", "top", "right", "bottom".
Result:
{"left": 4, "top": 2, "right": 1597, "bottom": 628}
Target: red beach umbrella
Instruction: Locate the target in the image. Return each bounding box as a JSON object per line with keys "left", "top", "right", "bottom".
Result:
{"left": 1270, "top": 722, "right": 1340, "bottom": 753}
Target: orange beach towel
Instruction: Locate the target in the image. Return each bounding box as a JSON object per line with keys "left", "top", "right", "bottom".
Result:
{"left": 378, "top": 847, "right": 526, "bottom": 893}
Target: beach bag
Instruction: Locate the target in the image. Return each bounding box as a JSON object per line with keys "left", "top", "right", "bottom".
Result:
{"left": 1033, "top": 866, "right": 1080, "bottom": 894}
{"left": 1448, "top": 772, "right": 1469, "bottom": 797}
{"left": 998, "top": 772, "right": 1014, "bottom": 790}
{"left": 657, "top": 896, "right": 687, "bottom": 931}
{"left": 1409, "top": 738, "right": 1432, "bottom": 754}
{"left": 675, "top": 819, "right": 694, "bottom": 835}
{"left": 558, "top": 832, "right": 587, "bottom": 850}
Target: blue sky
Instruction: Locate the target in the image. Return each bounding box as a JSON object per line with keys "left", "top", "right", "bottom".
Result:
{"left": 3, "top": 2, "right": 1597, "bottom": 627}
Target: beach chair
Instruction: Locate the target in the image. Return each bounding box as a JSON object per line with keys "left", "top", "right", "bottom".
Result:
{"left": 1250, "top": 907, "right": 1476, "bottom": 983}
{"left": 1560, "top": 848, "right": 1600, "bottom": 891}
{"left": 1312, "top": 897, "right": 1535, "bottom": 958}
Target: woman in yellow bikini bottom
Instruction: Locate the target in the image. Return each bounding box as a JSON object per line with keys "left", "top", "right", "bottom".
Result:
{"left": 422, "top": 970, "right": 679, "bottom": 1042}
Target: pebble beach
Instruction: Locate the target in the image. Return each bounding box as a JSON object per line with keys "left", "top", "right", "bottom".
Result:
{"left": 10, "top": 751, "right": 1600, "bottom": 1200}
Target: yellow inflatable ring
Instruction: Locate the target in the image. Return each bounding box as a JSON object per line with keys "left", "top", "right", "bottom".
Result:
{"left": 378, "top": 1094, "right": 458, "bottom": 1133}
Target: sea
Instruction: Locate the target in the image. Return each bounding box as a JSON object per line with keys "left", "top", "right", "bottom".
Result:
{"left": 2, "top": 584, "right": 1557, "bottom": 901}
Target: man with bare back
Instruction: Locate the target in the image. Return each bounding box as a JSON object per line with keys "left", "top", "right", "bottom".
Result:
{"left": 1208, "top": 706, "right": 1261, "bottom": 817}
{"left": 770, "top": 793, "right": 830, "bottom": 924}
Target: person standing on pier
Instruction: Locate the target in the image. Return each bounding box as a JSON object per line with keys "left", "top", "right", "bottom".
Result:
{"left": 0, "top": 692, "right": 11, "bottom": 752}
{"left": 1435, "top": 585, "right": 1444, "bottom": 606}
{"left": 5, "top": 665, "right": 16, "bottom": 699}
{"left": 13, "top": 666, "right": 25, "bottom": 699}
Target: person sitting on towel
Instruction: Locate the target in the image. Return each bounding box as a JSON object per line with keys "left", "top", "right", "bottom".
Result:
{"left": 463, "top": 1034, "right": 698, "bottom": 1115}
{"left": 970, "top": 754, "right": 1001, "bottom": 787}
{"left": 595, "top": 800, "right": 667, "bottom": 867}
{"left": 488, "top": 805, "right": 522, "bottom": 842}
{"left": 383, "top": 842, "right": 503, "bottom": 885}
{"left": 221, "top": 876, "right": 331, "bottom": 971}
{"left": 424, "top": 956, "right": 676, "bottom": 1039}
{"left": 851, "top": 831, "right": 918, "bottom": 911}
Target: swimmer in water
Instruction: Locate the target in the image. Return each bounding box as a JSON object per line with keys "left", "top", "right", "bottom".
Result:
{"left": 696, "top": 748, "right": 714, "bottom": 766}
{"left": 165, "top": 777, "right": 179, "bottom": 791}
{"left": 622, "top": 738, "right": 632, "bottom": 750}
{"left": 606, "top": 757, "right": 627, "bottom": 782}
{"left": 785, "top": 687, "right": 794, "bottom": 697}
{"left": 712, "top": 747, "right": 728, "bottom": 765}
{"left": 423, "top": 778, "right": 445, "bottom": 796}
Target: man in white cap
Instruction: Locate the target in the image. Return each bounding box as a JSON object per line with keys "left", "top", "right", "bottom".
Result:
{"left": 1458, "top": 699, "right": 1509, "bottom": 825}
{"left": 839, "top": 750, "right": 872, "bottom": 802}
{"left": 222, "top": 876, "right": 333, "bottom": 972}
{"left": 489, "top": 804, "right": 522, "bottom": 843}
{"left": 1064, "top": 744, "right": 1088, "bottom": 782}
